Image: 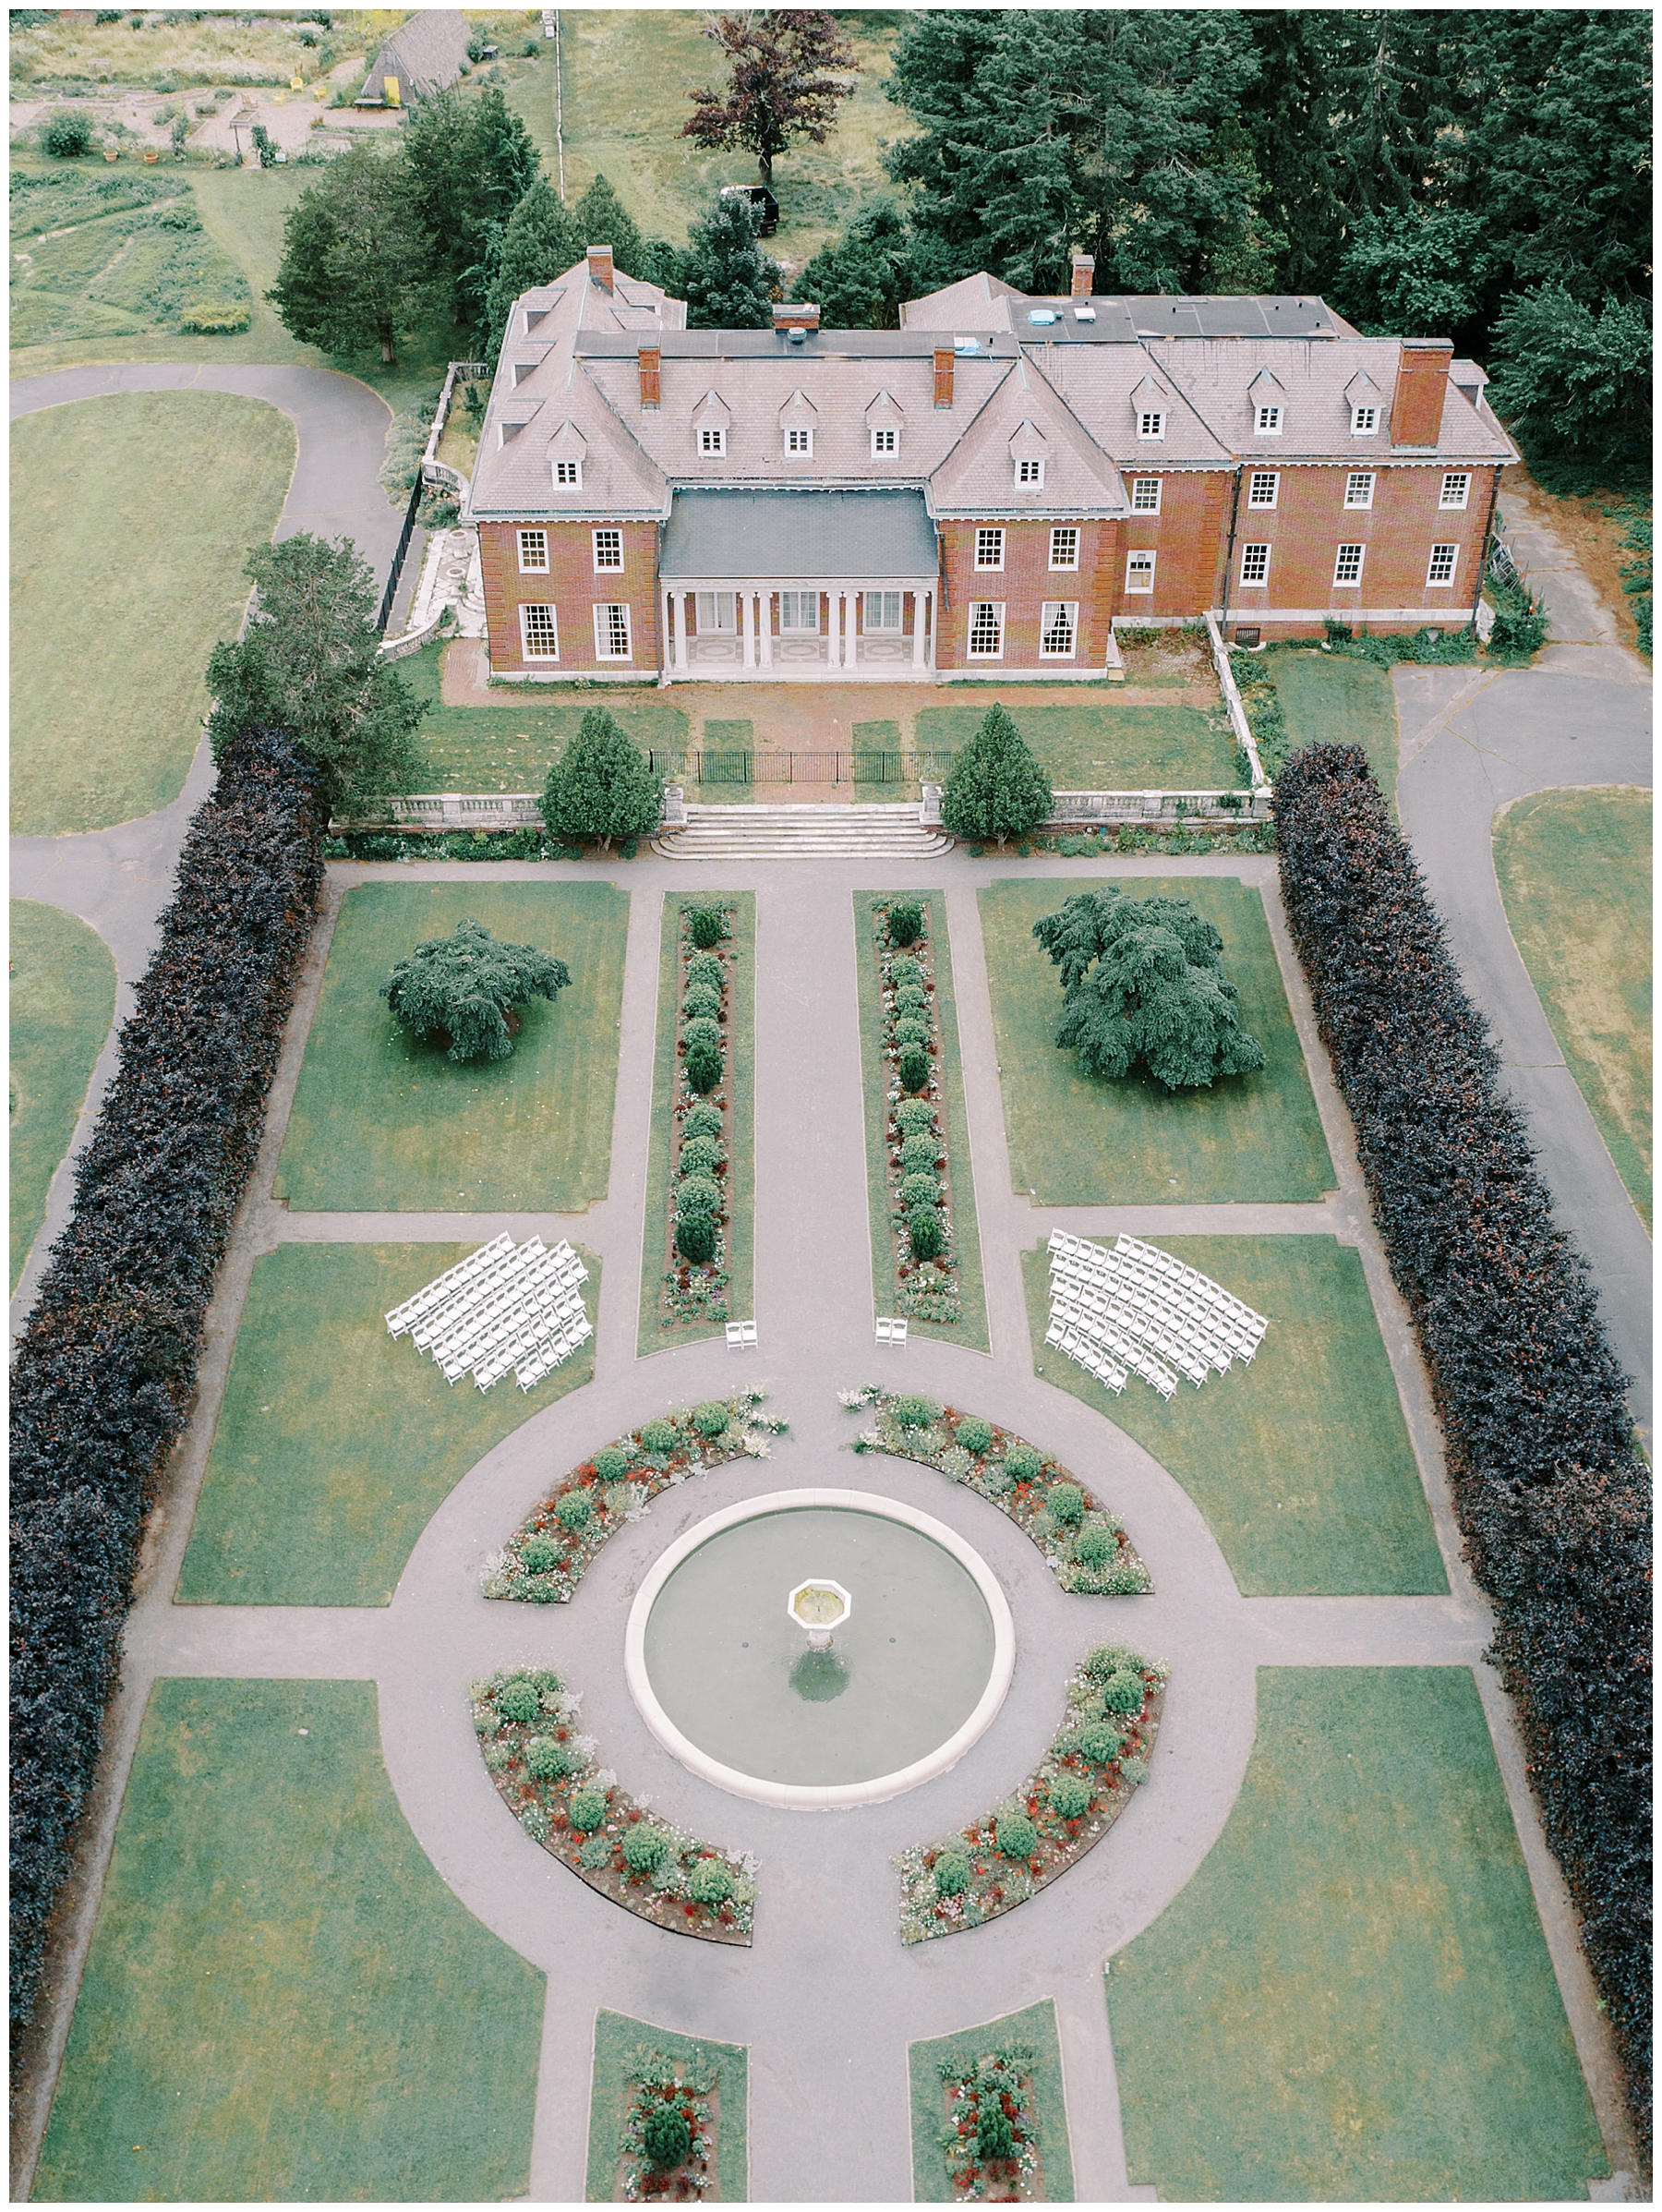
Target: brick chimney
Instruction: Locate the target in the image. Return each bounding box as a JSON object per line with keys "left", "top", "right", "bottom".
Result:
{"left": 638, "top": 342, "right": 660, "bottom": 409}
{"left": 1071, "top": 252, "right": 1094, "bottom": 299}
{"left": 1390, "top": 338, "right": 1452, "bottom": 447}
{"left": 586, "top": 243, "right": 614, "bottom": 292}
{"left": 933, "top": 345, "right": 954, "bottom": 408}
{"left": 773, "top": 302, "right": 821, "bottom": 333}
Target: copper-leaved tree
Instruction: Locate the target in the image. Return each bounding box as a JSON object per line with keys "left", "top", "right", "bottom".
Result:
{"left": 682, "top": 10, "right": 861, "bottom": 188}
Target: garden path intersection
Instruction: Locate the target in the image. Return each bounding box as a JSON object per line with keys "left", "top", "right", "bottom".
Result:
{"left": 17, "top": 841, "right": 1633, "bottom": 2201}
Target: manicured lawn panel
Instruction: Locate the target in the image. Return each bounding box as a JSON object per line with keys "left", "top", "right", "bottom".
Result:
{"left": 908, "top": 2000, "right": 1075, "bottom": 2203}
{"left": 853, "top": 888, "right": 990, "bottom": 1349}
{"left": 584, "top": 2009, "right": 749, "bottom": 2204}
{"left": 399, "top": 641, "right": 688, "bottom": 793}
{"left": 1494, "top": 786, "right": 1652, "bottom": 1227}
{"left": 11, "top": 391, "right": 295, "bottom": 834}
{"left": 1022, "top": 1238, "right": 1445, "bottom": 1595}
{"left": 917, "top": 701, "right": 1237, "bottom": 792}
{"left": 1109, "top": 1668, "right": 1607, "bottom": 2203}
{"left": 275, "top": 880, "right": 629, "bottom": 1212}
{"left": 1266, "top": 650, "right": 1401, "bottom": 815}
{"left": 8, "top": 900, "right": 116, "bottom": 1288}
{"left": 980, "top": 877, "right": 1334, "bottom": 1204}
{"left": 178, "top": 1241, "right": 599, "bottom": 1605}
{"left": 33, "top": 1678, "right": 545, "bottom": 2204}
{"left": 636, "top": 891, "right": 755, "bottom": 1354}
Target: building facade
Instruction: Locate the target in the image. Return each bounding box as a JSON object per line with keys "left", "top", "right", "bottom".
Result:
{"left": 464, "top": 248, "right": 1516, "bottom": 683}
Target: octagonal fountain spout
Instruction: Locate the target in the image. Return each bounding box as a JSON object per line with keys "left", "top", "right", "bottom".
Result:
{"left": 788, "top": 1577, "right": 851, "bottom": 1651}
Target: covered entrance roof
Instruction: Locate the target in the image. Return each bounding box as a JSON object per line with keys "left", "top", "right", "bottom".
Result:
{"left": 660, "top": 489, "right": 937, "bottom": 584}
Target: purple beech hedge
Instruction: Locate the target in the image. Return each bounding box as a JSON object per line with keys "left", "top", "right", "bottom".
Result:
{"left": 10, "top": 730, "right": 324, "bottom": 2059}
{"left": 1275, "top": 743, "right": 1651, "bottom": 2152}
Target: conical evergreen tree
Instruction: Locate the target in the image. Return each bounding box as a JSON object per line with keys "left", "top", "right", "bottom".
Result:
{"left": 485, "top": 178, "right": 584, "bottom": 357}
{"left": 939, "top": 704, "right": 1053, "bottom": 849}
{"left": 681, "top": 193, "right": 781, "bottom": 329}
{"left": 541, "top": 708, "right": 663, "bottom": 851}
{"left": 572, "top": 172, "right": 645, "bottom": 277}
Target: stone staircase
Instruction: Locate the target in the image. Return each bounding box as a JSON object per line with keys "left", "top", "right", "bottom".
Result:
{"left": 652, "top": 803, "right": 954, "bottom": 860}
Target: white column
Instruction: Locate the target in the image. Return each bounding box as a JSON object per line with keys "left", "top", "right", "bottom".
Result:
{"left": 675, "top": 591, "right": 690, "bottom": 674}
{"left": 911, "top": 586, "right": 928, "bottom": 670}
{"left": 741, "top": 586, "right": 755, "bottom": 671}
{"left": 759, "top": 591, "right": 773, "bottom": 668}
{"left": 661, "top": 587, "right": 673, "bottom": 677}
{"left": 837, "top": 589, "right": 849, "bottom": 669}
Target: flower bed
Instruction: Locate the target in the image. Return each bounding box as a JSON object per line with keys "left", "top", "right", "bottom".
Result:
{"left": 896, "top": 1643, "right": 1166, "bottom": 1944}
{"left": 472, "top": 1668, "right": 755, "bottom": 1946}
{"left": 841, "top": 1387, "right": 1152, "bottom": 1594}
{"left": 481, "top": 1391, "right": 787, "bottom": 1605}
{"left": 659, "top": 900, "right": 741, "bottom": 1332}
{"left": 868, "top": 896, "right": 965, "bottom": 1327}
{"left": 613, "top": 2045, "right": 722, "bottom": 2202}
{"left": 935, "top": 2044, "right": 1047, "bottom": 2201}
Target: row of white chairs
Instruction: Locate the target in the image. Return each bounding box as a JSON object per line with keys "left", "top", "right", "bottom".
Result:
{"left": 1112, "top": 1232, "right": 1269, "bottom": 1345}
{"left": 385, "top": 1233, "right": 514, "bottom": 1336}
{"left": 1052, "top": 1275, "right": 1231, "bottom": 1385}
{"left": 1045, "top": 1230, "right": 1268, "bottom": 1400}
{"left": 1046, "top": 1311, "right": 1177, "bottom": 1399}
{"left": 388, "top": 1237, "right": 592, "bottom": 1395}
{"left": 425, "top": 1260, "right": 584, "bottom": 1367}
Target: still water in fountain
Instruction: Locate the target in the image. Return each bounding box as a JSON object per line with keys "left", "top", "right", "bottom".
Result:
{"left": 642, "top": 1506, "right": 996, "bottom": 1785}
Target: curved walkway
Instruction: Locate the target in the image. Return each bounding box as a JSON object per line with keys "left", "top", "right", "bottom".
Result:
{"left": 8, "top": 362, "right": 409, "bottom": 1334}
{"left": 14, "top": 850, "right": 1632, "bottom": 2202}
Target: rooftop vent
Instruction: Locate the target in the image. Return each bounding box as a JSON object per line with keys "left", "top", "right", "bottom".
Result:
{"left": 1073, "top": 305, "right": 1097, "bottom": 322}
{"left": 1027, "top": 308, "right": 1058, "bottom": 326}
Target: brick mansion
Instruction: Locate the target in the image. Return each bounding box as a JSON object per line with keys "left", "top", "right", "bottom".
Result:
{"left": 465, "top": 246, "right": 1518, "bottom": 683}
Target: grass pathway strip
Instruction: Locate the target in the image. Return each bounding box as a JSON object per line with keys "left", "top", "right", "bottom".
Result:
{"left": 585, "top": 2010, "right": 749, "bottom": 2204}
{"left": 275, "top": 879, "right": 628, "bottom": 1212}
{"left": 178, "top": 1241, "right": 599, "bottom": 1606}
{"left": 8, "top": 901, "right": 116, "bottom": 1290}
{"left": 1022, "top": 1237, "right": 1444, "bottom": 1595}
{"left": 908, "top": 2000, "right": 1075, "bottom": 2203}
{"left": 917, "top": 700, "right": 1236, "bottom": 792}
{"left": 32, "top": 1679, "right": 544, "bottom": 2205}
{"left": 980, "top": 876, "right": 1334, "bottom": 1205}
{"left": 1108, "top": 1668, "right": 1607, "bottom": 2203}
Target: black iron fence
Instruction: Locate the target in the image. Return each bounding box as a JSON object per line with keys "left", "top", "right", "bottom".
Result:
{"left": 376, "top": 473, "right": 425, "bottom": 636}
{"left": 644, "top": 749, "right": 958, "bottom": 786}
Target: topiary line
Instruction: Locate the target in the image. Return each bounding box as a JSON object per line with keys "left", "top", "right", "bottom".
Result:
{"left": 471, "top": 1667, "right": 754, "bottom": 1945}
{"left": 869, "top": 896, "right": 965, "bottom": 1326}
{"left": 841, "top": 1388, "right": 1152, "bottom": 1594}
{"left": 897, "top": 1644, "right": 1166, "bottom": 1944}
{"left": 660, "top": 901, "right": 739, "bottom": 1328}
{"left": 482, "top": 1392, "right": 789, "bottom": 1605}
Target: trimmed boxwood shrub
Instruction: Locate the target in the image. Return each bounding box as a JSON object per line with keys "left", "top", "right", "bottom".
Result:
{"left": 676, "top": 1212, "right": 716, "bottom": 1263}
{"left": 894, "top": 1017, "right": 931, "bottom": 1048}
{"left": 679, "top": 1133, "right": 722, "bottom": 1177}
{"left": 1073, "top": 1522, "right": 1115, "bottom": 1567}
{"left": 688, "top": 1856, "right": 733, "bottom": 1905}
{"left": 894, "top": 985, "right": 928, "bottom": 1017}
{"left": 593, "top": 1445, "right": 630, "bottom": 1483}
{"left": 9, "top": 727, "right": 323, "bottom": 2049}
{"left": 1048, "top": 1481, "right": 1085, "bottom": 1526}
{"left": 497, "top": 1680, "right": 542, "bottom": 1723}
{"left": 680, "top": 1015, "right": 721, "bottom": 1054}
{"left": 977, "top": 2104, "right": 1016, "bottom": 2161}
{"left": 896, "top": 1098, "right": 936, "bottom": 1134}
{"left": 693, "top": 1400, "right": 729, "bottom": 1437}
{"left": 644, "top": 2105, "right": 692, "bottom": 2170}
{"left": 898, "top": 1046, "right": 930, "bottom": 1094}
{"left": 956, "top": 1415, "right": 993, "bottom": 1455}
{"left": 889, "top": 955, "right": 921, "bottom": 986}
{"left": 899, "top": 1170, "right": 941, "bottom": 1209}
{"left": 996, "top": 1813, "right": 1038, "bottom": 1860}
{"left": 680, "top": 985, "right": 721, "bottom": 1022}
{"left": 688, "top": 906, "right": 727, "bottom": 949}
{"left": 640, "top": 1419, "right": 676, "bottom": 1453}
{"left": 934, "top": 1848, "right": 972, "bottom": 1896}
{"left": 1050, "top": 1774, "right": 1091, "bottom": 1822}
{"left": 622, "top": 1822, "right": 668, "bottom": 1874}
{"left": 895, "top": 1395, "right": 939, "bottom": 1429}
{"left": 682, "top": 1101, "right": 723, "bottom": 1141}
{"left": 899, "top": 1134, "right": 940, "bottom": 1175}
{"left": 684, "top": 1039, "right": 723, "bottom": 1094}
{"left": 1004, "top": 1443, "right": 1042, "bottom": 1483}
{"left": 1278, "top": 742, "right": 1652, "bottom": 2143}
{"left": 1101, "top": 1671, "right": 1145, "bottom": 1714}
{"left": 528, "top": 1736, "right": 582, "bottom": 1781}
{"left": 908, "top": 1205, "right": 945, "bottom": 1261}
{"left": 887, "top": 899, "right": 923, "bottom": 947}
{"left": 521, "top": 1535, "right": 562, "bottom": 1574}
{"left": 686, "top": 951, "right": 724, "bottom": 993}
{"left": 675, "top": 1174, "right": 720, "bottom": 1219}
{"left": 1078, "top": 1721, "right": 1124, "bottom": 1765}
{"left": 555, "top": 1488, "right": 594, "bottom": 1531}
{"left": 568, "top": 1785, "right": 608, "bottom": 1831}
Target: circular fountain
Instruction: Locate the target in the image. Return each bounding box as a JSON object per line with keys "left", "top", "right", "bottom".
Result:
{"left": 625, "top": 1489, "right": 1015, "bottom": 1809}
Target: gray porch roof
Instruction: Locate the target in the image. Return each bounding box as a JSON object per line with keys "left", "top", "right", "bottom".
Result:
{"left": 660, "top": 489, "right": 937, "bottom": 583}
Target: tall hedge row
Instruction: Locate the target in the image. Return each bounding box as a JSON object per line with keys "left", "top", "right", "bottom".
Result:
{"left": 1275, "top": 743, "right": 1651, "bottom": 2149}
{"left": 10, "top": 729, "right": 324, "bottom": 2053}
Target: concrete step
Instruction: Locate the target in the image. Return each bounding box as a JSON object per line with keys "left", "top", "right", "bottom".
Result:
{"left": 652, "top": 800, "right": 952, "bottom": 861}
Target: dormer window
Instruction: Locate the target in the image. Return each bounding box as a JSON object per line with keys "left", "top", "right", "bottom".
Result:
{"left": 1255, "top": 405, "right": 1283, "bottom": 435}
{"left": 1015, "top": 457, "right": 1044, "bottom": 487}
{"left": 784, "top": 427, "right": 813, "bottom": 455}
{"left": 1138, "top": 410, "right": 1165, "bottom": 441}
{"left": 700, "top": 426, "right": 726, "bottom": 456}
{"left": 870, "top": 427, "right": 897, "bottom": 456}
{"left": 1352, "top": 405, "right": 1379, "bottom": 435}
{"left": 552, "top": 457, "right": 582, "bottom": 485}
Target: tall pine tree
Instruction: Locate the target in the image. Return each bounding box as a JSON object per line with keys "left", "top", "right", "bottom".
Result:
{"left": 939, "top": 705, "right": 1053, "bottom": 850}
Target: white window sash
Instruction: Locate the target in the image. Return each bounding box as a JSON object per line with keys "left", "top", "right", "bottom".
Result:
{"left": 594, "top": 603, "right": 632, "bottom": 659}
{"left": 1344, "top": 473, "right": 1375, "bottom": 511}
{"left": 870, "top": 428, "right": 897, "bottom": 455}
{"left": 1131, "top": 477, "right": 1162, "bottom": 513}
{"left": 1333, "top": 544, "right": 1366, "bottom": 586}
{"left": 967, "top": 600, "right": 1004, "bottom": 657}
{"left": 1427, "top": 544, "right": 1459, "bottom": 586}
{"left": 1125, "top": 552, "right": 1155, "bottom": 593}
{"left": 974, "top": 528, "right": 1005, "bottom": 571}
{"left": 862, "top": 590, "right": 902, "bottom": 632}
{"left": 698, "top": 426, "right": 726, "bottom": 454}
{"left": 694, "top": 591, "right": 736, "bottom": 634}
{"left": 1138, "top": 412, "right": 1165, "bottom": 439}
{"left": 778, "top": 590, "right": 819, "bottom": 634}
{"left": 1247, "top": 473, "right": 1278, "bottom": 510}
{"left": 1352, "top": 406, "right": 1378, "bottom": 435}
{"left": 517, "top": 530, "right": 548, "bottom": 574}
{"left": 1240, "top": 543, "right": 1270, "bottom": 586}
{"left": 1439, "top": 474, "right": 1471, "bottom": 510}
{"left": 1040, "top": 601, "right": 1078, "bottom": 656}
{"left": 552, "top": 458, "right": 582, "bottom": 486}
{"left": 519, "top": 603, "right": 559, "bottom": 659}
{"left": 1049, "top": 527, "right": 1079, "bottom": 571}
{"left": 592, "top": 529, "right": 622, "bottom": 573}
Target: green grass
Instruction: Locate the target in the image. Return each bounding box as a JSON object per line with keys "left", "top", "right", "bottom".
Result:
{"left": 11, "top": 390, "right": 294, "bottom": 835}
{"left": 1494, "top": 786, "right": 1652, "bottom": 1227}
{"left": 1264, "top": 648, "right": 1401, "bottom": 815}
{"left": 9, "top": 900, "right": 116, "bottom": 1289}
{"left": 853, "top": 890, "right": 989, "bottom": 1349}
{"left": 584, "top": 2009, "right": 749, "bottom": 2205}
{"left": 274, "top": 881, "right": 629, "bottom": 1212}
{"left": 917, "top": 702, "right": 1238, "bottom": 792}
{"left": 1022, "top": 1238, "right": 1445, "bottom": 1595}
{"left": 178, "top": 1240, "right": 599, "bottom": 1605}
{"left": 979, "top": 877, "right": 1334, "bottom": 1204}
{"left": 33, "top": 1677, "right": 545, "bottom": 2203}
{"left": 908, "top": 2000, "right": 1075, "bottom": 2203}
{"left": 1108, "top": 1668, "right": 1606, "bottom": 2202}
{"left": 637, "top": 892, "right": 755, "bottom": 1355}
{"left": 9, "top": 176, "right": 250, "bottom": 348}
{"left": 402, "top": 643, "right": 689, "bottom": 792}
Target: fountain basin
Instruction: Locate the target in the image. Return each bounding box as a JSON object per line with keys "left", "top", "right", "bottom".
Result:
{"left": 625, "top": 1489, "right": 1015, "bottom": 1809}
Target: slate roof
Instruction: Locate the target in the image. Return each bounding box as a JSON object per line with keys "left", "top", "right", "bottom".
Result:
{"left": 359, "top": 8, "right": 471, "bottom": 102}
{"left": 928, "top": 352, "right": 1128, "bottom": 516}
{"left": 659, "top": 489, "right": 938, "bottom": 582}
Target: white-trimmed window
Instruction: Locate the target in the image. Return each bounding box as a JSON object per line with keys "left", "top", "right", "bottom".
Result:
{"left": 594, "top": 603, "right": 632, "bottom": 659}
{"left": 778, "top": 590, "right": 818, "bottom": 633}
{"left": 1247, "top": 471, "right": 1279, "bottom": 510}
{"left": 1255, "top": 404, "right": 1283, "bottom": 435}
{"left": 517, "top": 528, "right": 548, "bottom": 574}
{"left": 974, "top": 526, "right": 1005, "bottom": 571}
{"left": 1439, "top": 471, "right": 1471, "bottom": 510}
{"left": 592, "top": 527, "right": 622, "bottom": 573}
{"left": 1344, "top": 472, "right": 1376, "bottom": 510}
{"left": 1125, "top": 550, "right": 1156, "bottom": 594}
{"left": 1427, "top": 542, "right": 1459, "bottom": 586}
{"left": 1131, "top": 477, "right": 1162, "bottom": 513}
{"left": 1239, "top": 542, "right": 1270, "bottom": 586}
{"left": 870, "top": 427, "right": 897, "bottom": 456}
{"left": 1015, "top": 457, "right": 1044, "bottom": 487}
{"left": 967, "top": 600, "right": 1004, "bottom": 657}
{"left": 1351, "top": 404, "right": 1379, "bottom": 435}
{"left": 1334, "top": 543, "right": 1365, "bottom": 586}
{"left": 785, "top": 426, "right": 813, "bottom": 455}
{"left": 519, "top": 603, "right": 559, "bottom": 659}
{"left": 1049, "top": 526, "right": 1079, "bottom": 571}
{"left": 552, "top": 457, "right": 582, "bottom": 485}
{"left": 863, "top": 589, "right": 902, "bottom": 631}
{"left": 1041, "top": 601, "right": 1078, "bottom": 657}
{"left": 1138, "top": 409, "right": 1166, "bottom": 440}
{"left": 695, "top": 591, "right": 736, "bottom": 633}
{"left": 699, "top": 425, "right": 726, "bottom": 455}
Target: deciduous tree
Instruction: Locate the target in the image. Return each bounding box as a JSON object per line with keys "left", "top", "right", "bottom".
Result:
{"left": 939, "top": 705, "right": 1052, "bottom": 850}
{"left": 381, "top": 917, "right": 571, "bottom": 1062}
{"left": 540, "top": 707, "right": 664, "bottom": 851}
{"left": 267, "top": 141, "right": 439, "bottom": 366}
{"left": 682, "top": 8, "right": 860, "bottom": 187}
{"left": 1487, "top": 287, "right": 1652, "bottom": 490}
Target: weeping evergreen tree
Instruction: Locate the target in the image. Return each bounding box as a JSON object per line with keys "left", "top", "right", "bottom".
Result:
{"left": 1032, "top": 889, "right": 1265, "bottom": 1090}
{"left": 381, "top": 917, "right": 571, "bottom": 1063}
{"left": 541, "top": 707, "right": 663, "bottom": 851}
{"left": 939, "top": 704, "right": 1053, "bottom": 849}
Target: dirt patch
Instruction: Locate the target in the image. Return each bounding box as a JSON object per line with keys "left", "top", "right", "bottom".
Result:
{"left": 1499, "top": 461, "right": 1648, "bottom": 654}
